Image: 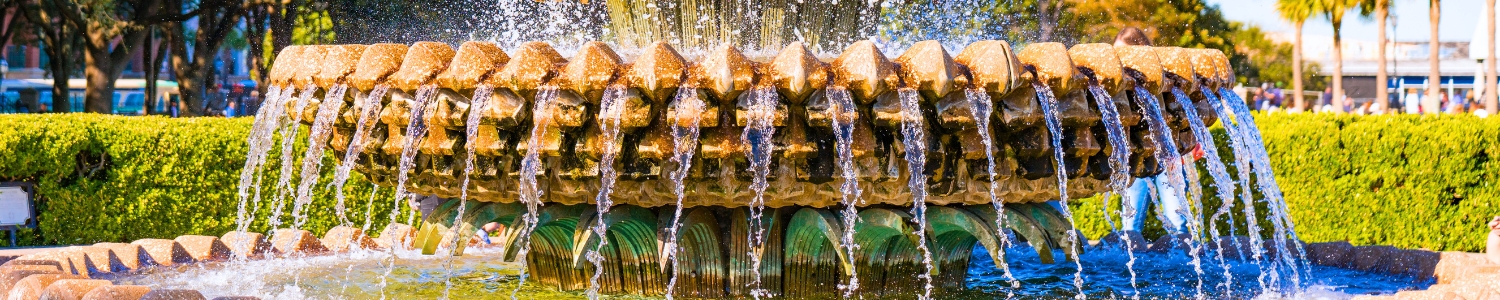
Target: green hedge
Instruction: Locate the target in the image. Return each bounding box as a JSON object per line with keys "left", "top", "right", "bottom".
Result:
{"left": 2, "top": 113, "right": 1497, "bottom": 252}
{"left": 1072, "top": 113, "right": 1500, "bottom": 252}
{"left": 0, "top": 114, "right": 409, "bottom": 247}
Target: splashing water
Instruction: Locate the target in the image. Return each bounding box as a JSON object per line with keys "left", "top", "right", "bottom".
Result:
{"left": 741, "top": 87, "right": 778, "bottom": 299}
{"left": 363, "top": 183, "right": 380, "bottom": 232}
{"left": 895, "top": 88, "right": 937, "bottom": 300}
{"left": 964, "top": 88, "right": 1020, "bottom": 296}
{"left": 1031, "top": 82, "right": 1085, "bottom": 298}
{"left": 1234, "top": 88, "right": 1312, "bottom": 290}
{"left": 236, "top": 85, "right": 293, "bottom": 234}
{"left": 1215, "top": 87, "right": 1311, "bottom": 293}
{"left": 1171, "top": 86, "right": 1250, "bottom": 296}
{"left": 511, "top": 87, "right": 560, "bottom": 300}
{"left": 377, "top": 85, "right": 440, "bottom": 300}
{"left": 291, "top": 84, "right": 350, "bottom": 229}
{"left": 333, "top": 85, "right": 392, "bottom": 227}
{"left": 1169, "top": 87, "right": 1230, "bottom": 299}
{"left": 442, "top": 84, "right": 496, "bottom": 299}
{"left": 663, "top": 85, "right": 703, "bottom": 299}
{"left": 269, "top": 84, "right": 320, "bottom": 230}
{"left": 1084, "top": 84, "right": 1140, "bottom": 297}
{"left": 826, "top": 87, "right": 864, "bottom": 297}
{"left": 391, "top": 85, "right": 440, "bottom": 224}
{"left": 585, "top": 86, "right": 627, "bottom": 300}
{"left": 1197, "top": 87, "right": 1273, "bottom": 293}
{"left": 1130, "top": 86, "right": 1209, "bottom": 298}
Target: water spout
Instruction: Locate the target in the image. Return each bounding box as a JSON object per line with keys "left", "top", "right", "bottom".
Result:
{"left": 896, "top": 88, "right": 937, "bottom": 300}
{"left": 292, "top": 83, "right": 349, "bottom": 228}
{"left": 333, "top": 85, "right": 392, "bottom": 227}
{"left": 965, "top": 88, "right": 1020, "bottom": 295}
{"left": 1033, "top": 81, "right": 1086, "bottom": 298}
{"left": 585, "top": 85, "right": 627, "bottom": 300}
{"left": 826, "top": 87, "right": 864, "bottom": 297}
{"left": 741, "top": 87, "right": 778, "bottom": 299}
{"left": 663, "top": 85, "right": 703, "bottom": 299}
{"left": 511, "top": 87, "right": 560, "bottom": 300}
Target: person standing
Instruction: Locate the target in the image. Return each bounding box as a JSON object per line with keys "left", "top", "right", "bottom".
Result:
{"left": 1405, "top": 88, "right": 1423, "bottom": 114}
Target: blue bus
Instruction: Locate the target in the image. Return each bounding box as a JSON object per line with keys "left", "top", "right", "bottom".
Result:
{"left": 0, "top": 79, "right": 180, "bottom": 115}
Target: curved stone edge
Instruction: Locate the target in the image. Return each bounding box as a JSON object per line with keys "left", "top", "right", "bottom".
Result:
{"left": 1303, "top": 242, "right": 1498, "bottom": 300}
{"left": 0, "top": 226, "right": 412, "bottom": 299}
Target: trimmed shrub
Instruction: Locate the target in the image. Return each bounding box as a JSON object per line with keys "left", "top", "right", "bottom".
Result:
{"left": 0, "top": 114, "right": 410, "bottom": 246}
{"left": 1072, "top": 113, "right": 1500, "bottom": 252}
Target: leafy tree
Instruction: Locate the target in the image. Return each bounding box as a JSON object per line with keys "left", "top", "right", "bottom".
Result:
{"left": 1278, "top": 0, "right": 1317, "bottom": 111}
{"left": 42, "top": 0, "right": 181, "bottom": 114}
{"left": 19, "top": 0, "right": 84, "bottom": 113}
{"left": 163, "top": 0, "right": 246, "bottom": 116}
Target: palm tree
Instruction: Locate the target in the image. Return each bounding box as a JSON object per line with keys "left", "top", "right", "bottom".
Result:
{"left": 1278, "top": 0, "right": 1317, "bottom": 112}
{"left": 1361, "top": 0, "right": 1393, "bottom": 110}
{"left": 1427, "top": 0, "right": 1443, "bottom": 114}
{"left": 1324, "top": 0, "right": 1357, "bottom": 114}
{"left": 1487, "top": 0, "right": 1498, "bottom": 113}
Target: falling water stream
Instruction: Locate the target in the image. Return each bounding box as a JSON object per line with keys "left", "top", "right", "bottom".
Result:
{"left": 1234, "top": 88, "right": 1312, "bottom": 287}
{"left": 1030, "top": 82, "right": 1085, "bottom": 298}
{"left": 741, "top": 87, "right": 779, "bottom": 299}
{"left": 963, "top": 88, "right": 1020, "bottom": 296}
{"left": 375, "top": 85, "right": 440, "bottom": 300}
{"left": 663, "top": 85, "right": 703, "bottom": 299}
{"left": 235, "top": 86, "right": 292, "bottom": 234}
{"left": 269, "top": 85, "right": 320, "bottom": 230}
{"left": 391, "top": 85, "right": 441, "bottom": 222}
{"left": 1170, "top": 87, "right": 1244, "bottom": 297}
{"left": 1162, "top": 89, "right": 1207, "bottom": 300}
{"left": 1216, "top": 87, "right": 1311, "bottom": 293}
{"left": 511, "top": 87, "right": 560, "bottom": 299}
{"left": 441, "top": 84, "right": 496, "bottom": 299}
{"left": 1201, "top": 87, "right": 1272, "bottom": 292}
{"left": 585, "top": 86, "right": 627, "bottom": 300}
{"left": 292, "top": 84, "right": 350, "bottom": 228}
{"left": 825, "top": 87, "right": 864, "bottom": 297}
{"left": 1129, "top": 86, "right": 1207, "bottom": 298}
{"left": 895, "top": 88, "right": 937, "bottom": 300}
{"left": 332, "top": 85, "right": 392, "bottom": 226}
{"left": 1083, "top": 84, "right": 1140, "bottom": 298}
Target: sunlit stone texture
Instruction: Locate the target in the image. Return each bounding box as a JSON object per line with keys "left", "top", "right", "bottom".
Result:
{"left": 260, "top": 39, "right": 1246, "bottom": 208}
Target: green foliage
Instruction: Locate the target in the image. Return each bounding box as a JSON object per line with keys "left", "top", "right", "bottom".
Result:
{"left": 0, "top": 114, "right": 411, "bottom": 247}
{"left": 1072, "top": 113, "right": 1500, "bottom": 252}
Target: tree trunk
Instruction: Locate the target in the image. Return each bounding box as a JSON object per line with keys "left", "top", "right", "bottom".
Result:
{"left": 1333, "top": 22, "right": 1344, "bottom": 114}
{"left": 1426, "top": 0, "right": 1443, "bottom": 114}
{"left": 1292, "top": 22, "right": 1306, "bottom": 112}
{"left": 1038, "top": 0, "right": 1062, "bottom": 41}
{"left": 1376, "top": 3, "right": 1390, "bottom": 110}
{"left": 144, "top": 27, "right": 157, "bottom": 116}
{"left": 48, "top": 59, "right": 68, "bottom": 113}
{"left": 1488, "top": 0, "right": 1499, "bottom": 113}
{"left": 82, "top": 47, "right": 118, "bottom": 114}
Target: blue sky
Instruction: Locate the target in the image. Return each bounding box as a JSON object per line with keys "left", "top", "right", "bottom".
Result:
{"left": 1208, "top": 0, "right": 1486, "bottom": 42}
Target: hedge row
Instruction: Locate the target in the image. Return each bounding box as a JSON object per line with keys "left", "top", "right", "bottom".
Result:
{"left": 1071, "top": 113, "right": 1500, "bottom": 252}
{"left": 2, "top": 113, "right": 1497, "bottom": 252}
{"left": 0, "top": 114, "right": 409, "bottom": 247}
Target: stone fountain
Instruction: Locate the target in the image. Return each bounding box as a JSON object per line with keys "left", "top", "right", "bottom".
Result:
{"left": 239, "top": 39, "right": 1244, "bottom": 298}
